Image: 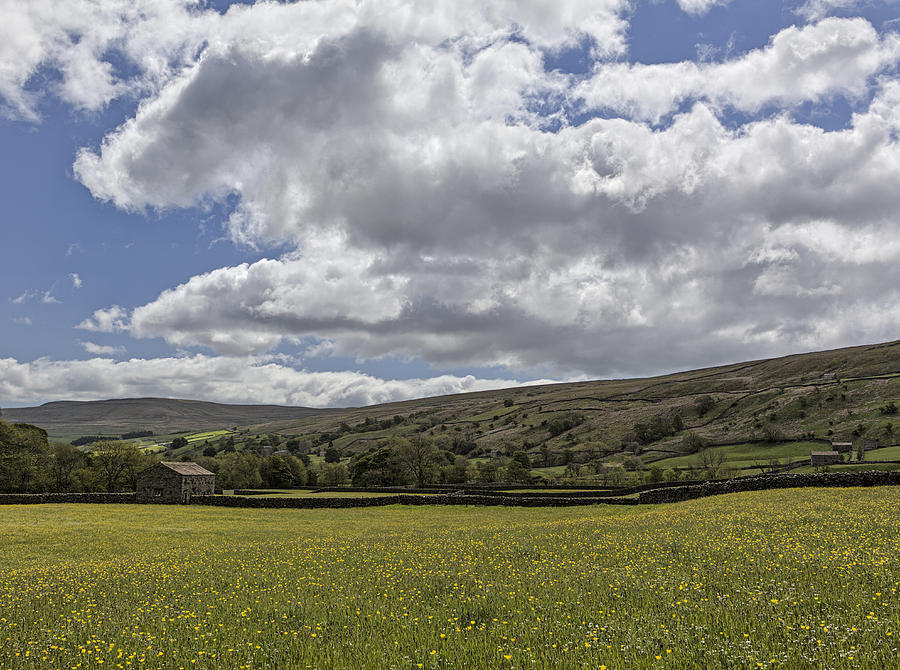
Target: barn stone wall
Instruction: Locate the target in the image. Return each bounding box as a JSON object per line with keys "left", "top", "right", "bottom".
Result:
{"left": 136, "top": 466, "right": 215, "bottom": 503}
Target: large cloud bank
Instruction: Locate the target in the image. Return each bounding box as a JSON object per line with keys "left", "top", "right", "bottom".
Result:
{"left": 3, "top": 0, "right": 900, "bottom": 404}
{"left": 0, "top": 355, "right": 549, "bottom": 408}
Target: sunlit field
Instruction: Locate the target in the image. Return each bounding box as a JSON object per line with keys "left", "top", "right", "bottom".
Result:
{"left": 1, "top": 489, "right": 898, "bottom": 669}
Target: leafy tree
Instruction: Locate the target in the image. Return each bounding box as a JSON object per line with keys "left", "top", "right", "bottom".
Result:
{"left": 546, "top": 412, "right": 584, "bottom": 437}
{"left": 443, "top": 455, "right": 470, "bottom": 484}
{"left": 599, "top": 462, "right": 625, "bottom": 486}
{"left": 696, "top": 448, "right": 728, "bottom": 479}
{"left": 680, "top": 432, "right": 709, "bottom": 453}
{"left": 91, "top": 441, "right": 144, "bottom": 492}
{"left": 350, "top": 446, "right": 407, "bottom": 486}
{"left": 0, "top": 420, "right": 51, "bottom": 492}
{"left": 171, "top": 436, "right": 189, "bottom": 449}
{"left": 473, "top": 460, "right": 498, "bottom": 483}
{"left": 50, "top": 442, "right": 87, "bottom": 492}
{"left": 694, "top": 395, "right": 715, "bottom": 417}
{"left": 662, "top": 468, "right": 681, "bottom": 482}
{"left": 324, "top": 445, "right": 342, "bottom": 463}
{"left": 622, "top": 454, "right": 643, "bottom": 471}
{"left": 511, "top": 450, "right": 531, "bottom": 469}
{"left": 504, "top": 459, "right": 530, "bottom": 483}
{"left": 760, "top": 424, "right": 784, "bottom": 442}
{"left": 433, "top": 434, "right": 453, "bottom": 453}
{"left": 394, "top": 436, "right": 439, "bottom": 486}
{"left": 216, "top": 452, "right": 262, "bottom": 489}
{"left": 450, "top": 432, "right": 477, "bottom": 454}
{"left": 321, "top": 462, "right": 349, "bottom": 486}
{"left": 122, "top": 449, "right": 158, "bottom": 491}
{"left": 264, "top": 455, "right": 296, "bottom": 487}
{"left": 285, "top": 456, "right": 307, "bottom": 486}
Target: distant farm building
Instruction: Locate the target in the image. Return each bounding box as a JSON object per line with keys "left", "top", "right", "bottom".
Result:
{"left": 821, "top": 373, "right": 838, "bottom": 381}
{"left": 810, "top": 451, "right": 840, "bottom": 466}
{"left": 831, "top": 441, "right": 853, "bottom": 453}
{"left": 863, "top": 439, "right": 878, "bottom": 451}
{"left": 136, "top": 462, "right": 215, "bottom": 504}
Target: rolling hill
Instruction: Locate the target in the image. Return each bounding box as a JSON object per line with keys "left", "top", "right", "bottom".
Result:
{"left": 0, "top": 397, "right": 330, "bottom": 440}
{"left": 3, "top": 340, "right": 899, "bottom": 478}
{"left": 234, "top": 339, "right": 900, "bottom": 474}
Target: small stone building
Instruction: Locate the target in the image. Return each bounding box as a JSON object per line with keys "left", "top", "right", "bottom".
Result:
{"left": 810, "top": 451, "right": 840, "bottom": 466}
{"left": 136, "top": 462, "right": 215, "bottom": 504}
{"left": 831, "top": 441, "right": 853, "bottom": 453}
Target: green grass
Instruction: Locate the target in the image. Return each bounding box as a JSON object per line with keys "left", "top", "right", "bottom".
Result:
{"left": 531, "top": 465, "right": 567, "bottom": 477}
{"left": 1, "top": 488, "right": 898, "bottom": 669}
{"left": 649, "top": 441, "right": 825, "bottom": 470}
{"left": 867, "top": 445, "right": 900, "bottom": 460}
{"left": 184, "top": 430, "right": 232, "bottom": 442}
{"left": 792, "top": 462, "right": 900, "bottom": 474}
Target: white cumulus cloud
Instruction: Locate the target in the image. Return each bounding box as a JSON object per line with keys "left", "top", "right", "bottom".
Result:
{"left": 5, "top": 0, "right": 900, "bottom": 396}
{"left": 0, "top": 355, "right": 552, "bottom": 407}
{"left": 676, "top": 0, "right": 730, "bottom": 15}
{"left": 79, "top": 341, "right": 126, "bottom": 356}
{"left": 577, "top": 18, "right": 900, "bottom": 123}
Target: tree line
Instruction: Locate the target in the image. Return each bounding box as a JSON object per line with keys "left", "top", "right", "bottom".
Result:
{"left": 0, "top": 417, "right": 534, "bottom": 493}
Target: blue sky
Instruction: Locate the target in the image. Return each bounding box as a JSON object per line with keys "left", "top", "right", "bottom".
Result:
{"left": 2, "top": 0, "right": 899, "bottom": 407}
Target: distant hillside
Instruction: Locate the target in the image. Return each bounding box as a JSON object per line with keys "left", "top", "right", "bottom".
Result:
{"left": 4, "top": 341, "right": 899, "bottom": 468}
{"left": 1, "top": 398, "right": 329, "bottom": 440}
{"left": 232, "top": 339, "right": 900, "bottom": 473}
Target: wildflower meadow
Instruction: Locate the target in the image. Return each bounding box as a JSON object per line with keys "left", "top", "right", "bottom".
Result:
{"left": 1, "top": 487, "right": 897, "bottom": 668}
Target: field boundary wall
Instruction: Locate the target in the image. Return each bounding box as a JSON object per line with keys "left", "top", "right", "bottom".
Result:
{"left": 3, "top": 471, "right": 898, "bottom": 507}
{"left": 638, "top": 470, "right": 900, "bottom": 504}
{"left": 0, "top": 493, "right": 137, "bottom": 504}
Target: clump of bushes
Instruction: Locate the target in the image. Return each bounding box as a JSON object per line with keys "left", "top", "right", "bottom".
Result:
{"left": 546, "top": 412, "right": 585, "bottom": 437}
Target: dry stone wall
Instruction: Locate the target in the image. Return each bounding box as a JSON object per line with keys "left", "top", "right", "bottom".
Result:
{"left": 638, "top": 471, "right": 900, "bottom": 504}
{"left": 0, "top": 493, "right": 137, "bottom": 504}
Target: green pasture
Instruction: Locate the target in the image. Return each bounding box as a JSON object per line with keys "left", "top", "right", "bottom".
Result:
{"left": 867, "top": 445, "right": 900, "bottom": 460}
{"left": 1, "top": 487, "right": 898, "bottom": 669}
{"left": 792, "top": 462, "right": 900, "bottom": 474}
{"left": 649, "top": 441, "right": 824, "bottom": 470}
{"left": 184, "top": 429, "right": 232, "bottom": 442}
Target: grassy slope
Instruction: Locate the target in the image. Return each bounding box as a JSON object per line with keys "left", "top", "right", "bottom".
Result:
{"left": 4, "top": 340, "right": 899, "bottom": 470}
{"left": 1, "top": 488, "right": 898, "bottom": 668}
{"left": 248, "top": 339, "right": 900, "bottom": 465}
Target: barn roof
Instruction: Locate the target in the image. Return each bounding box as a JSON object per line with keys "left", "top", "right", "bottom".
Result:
{"left": 811, "top": 451, "right": 839, "bottom": 456}
{"left": 159, "top": 461, "right": 215, "bottom": 476}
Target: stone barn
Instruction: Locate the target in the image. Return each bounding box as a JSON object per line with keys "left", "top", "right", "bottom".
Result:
{"left": 831, "top": 441, "right": 853, "bottom": 453}
{"left": 810, "top": 451, "right": 840, "bottom": 467}
{"left": 137, "top": 462, "right": 215, "bottom": 504}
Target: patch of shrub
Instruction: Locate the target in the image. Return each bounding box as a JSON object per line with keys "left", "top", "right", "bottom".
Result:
{"left": 547, "top": 412, "right": 585, "bottom": 437}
